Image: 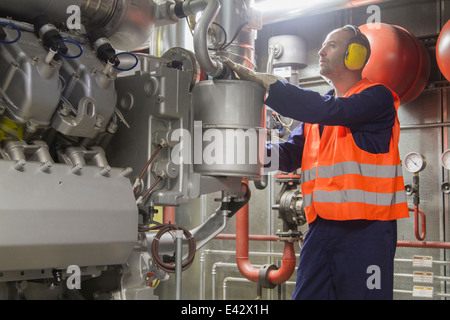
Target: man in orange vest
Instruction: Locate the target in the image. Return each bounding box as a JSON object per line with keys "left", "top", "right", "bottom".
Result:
{"left": 225, "top": 25, "right": 409, "bottom": 299}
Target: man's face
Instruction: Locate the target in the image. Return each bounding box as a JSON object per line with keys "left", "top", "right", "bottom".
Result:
{"left": 318, "top": 29, "right": 352, "bottom": 77}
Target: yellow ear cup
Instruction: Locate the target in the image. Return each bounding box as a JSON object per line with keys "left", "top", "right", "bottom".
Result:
{"left": 345, "top": 43, "right": 368, "bottom": 70}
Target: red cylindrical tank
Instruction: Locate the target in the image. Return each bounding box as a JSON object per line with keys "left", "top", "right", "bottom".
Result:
{"left": 437, "top": 19, "right": 450, "bottom": 82}
{"left": 360, "top": 23, "right": 430, "bottom": 104}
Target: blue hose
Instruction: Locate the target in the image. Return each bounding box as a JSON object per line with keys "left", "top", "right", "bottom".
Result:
{"left": 57, "top": 39, "right": 83, "bottom": 59}
{"left": 0, "top": 21, "right": 21, "bottom": 44}
{"left": 112, "top": 51, "right": 139, "bottom": 71}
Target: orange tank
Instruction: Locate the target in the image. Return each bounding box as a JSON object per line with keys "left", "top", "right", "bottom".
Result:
{"left": 360, "top": 23, "right": 430, "bottom": 104}
{"left": 437, "top": 20, "right": 450, "bottom": 82}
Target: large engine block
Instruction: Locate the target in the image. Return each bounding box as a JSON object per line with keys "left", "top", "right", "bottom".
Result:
{"left": 0, "top": 20, "right": 139, "bottom": 279}
{"left": 0, "top": 0, "right": 283, "bottom": 300}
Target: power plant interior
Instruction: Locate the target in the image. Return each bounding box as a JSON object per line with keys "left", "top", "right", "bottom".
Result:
{"left": 0, "top": 0, "right": 450, "bottom": 300}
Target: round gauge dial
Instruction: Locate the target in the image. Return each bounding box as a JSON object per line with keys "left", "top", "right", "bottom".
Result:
{"left": 441, "top": 149, "right": 450, "bottom": 170}
{"left": 404, "top": 152, "right": 426, "bottom": 173}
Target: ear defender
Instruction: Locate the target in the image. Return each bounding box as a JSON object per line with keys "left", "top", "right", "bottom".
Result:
{"left": 344, "top": 25, "right": 369, "bottom": 71}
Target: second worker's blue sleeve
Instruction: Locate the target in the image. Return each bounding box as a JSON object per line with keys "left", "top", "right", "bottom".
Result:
{"left": 266, "top": 123, "right": 305, "bottom": 172}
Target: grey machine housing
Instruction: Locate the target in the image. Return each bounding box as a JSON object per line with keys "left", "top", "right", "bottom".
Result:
{"left": 0, "top": 0, "right": 269, "bottom": 298}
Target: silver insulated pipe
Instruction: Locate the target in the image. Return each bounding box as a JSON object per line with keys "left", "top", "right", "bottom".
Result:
{"left": 0, "top": 0, "right": 85, "bottom": 22}
{"left": 0, "top": 0, "right": 157, "bottom": 50}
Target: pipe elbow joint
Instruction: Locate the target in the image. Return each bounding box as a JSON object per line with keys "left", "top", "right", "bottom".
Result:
{"left": 192, "top": 0, "right": 225, "bottom": 79}
{"left": 236, "top": 257, "right": 259, "bottom": 282}
{"left": 267, "top": 242, "right": 296, "bottom": 285}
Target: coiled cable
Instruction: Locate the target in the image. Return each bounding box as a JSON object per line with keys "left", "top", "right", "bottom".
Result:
{"left": 148, "top": 223, "right": 196, "bottom": 273}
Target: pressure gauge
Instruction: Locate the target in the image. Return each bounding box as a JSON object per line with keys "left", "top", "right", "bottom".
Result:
{"left": 403, "top": 152, "right": 426, "bottom": 173}
{"left": 441, "top": 149, "right": 450, "bottom": 170}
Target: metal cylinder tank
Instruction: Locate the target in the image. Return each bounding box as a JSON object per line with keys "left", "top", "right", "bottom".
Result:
{"left": 192, "top": 80, "right": 265, "bottom": 178}
{"left": 268, "top": 35, "right": 308, "bottom": 69}
{"left": 437, "top": 19, "right": 450, "bottom": 82}
{"left": 360, "top": 23, "right": 430, "bottom": 104}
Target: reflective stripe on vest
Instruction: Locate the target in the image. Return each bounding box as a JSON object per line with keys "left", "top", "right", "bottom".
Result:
{"left": 303, "top": 189, "right": 406, "bottom": 207}
{"left": 301, "top": 162, "right": 403, "bottom": 183}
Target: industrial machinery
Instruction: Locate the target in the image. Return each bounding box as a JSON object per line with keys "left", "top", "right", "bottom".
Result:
{"left": 0, "top": 0, "right": 305, "bottom": 300}
{"left": 2, "top": 0, "right": 446, "bottom": 302}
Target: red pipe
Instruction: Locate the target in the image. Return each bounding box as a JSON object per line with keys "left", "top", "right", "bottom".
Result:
{"left": 409, "top": 205, "right": 426, "bottom": 241}
{"left": 235, "top": 203, "right": 258, "bottom": 282}
{"left": 235, "top": 199, "right": 296, "bottom": 285}
{"left": 268, "top": 242, "right": 297, "bottom": 284}
{"left": 397, "top": 241, "right": 450, "bottom": 249}
{"left": 215, "top": 234, "right": 278, "bottom": 241}
{"left": 163, "top": 206, "right": 176, "bottom": 225}
{"left": 396, "top": 206, "right": 450, "bottom": 248}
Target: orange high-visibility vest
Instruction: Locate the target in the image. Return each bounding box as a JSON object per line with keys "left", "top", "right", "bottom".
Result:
{"left": 301, "top": 78, "right": 409, "bottom": 224}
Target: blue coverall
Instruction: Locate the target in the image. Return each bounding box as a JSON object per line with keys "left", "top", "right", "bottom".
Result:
{"left": 265, "top": 80, "right": 400, "bottom": 300}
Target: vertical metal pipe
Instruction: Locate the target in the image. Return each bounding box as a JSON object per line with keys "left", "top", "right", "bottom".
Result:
{"left": 175, "top": 229, "right": 183, "bottom": 300}
{"left": 441, "top": 0, "right": 449, "bottom": 251}
{"left": 290, "top": 69, "right": 299, "bottom": 86}
{"left": 211, "top": 264, "right": 217, "bottom": 300}
{"left": 267, "top": 173, "right": 274, "bottom": 258}
{"left": 1, "top": 63, "right": 18, "bottom": 93}
{"left": 223, "top": 278, "right": 227, "bottom": 300}
{"left": 199, "top": 195, "right": 207, "bottom": 300}
{"left": 214, "top": 0, "right": 256, "bottom": 69}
